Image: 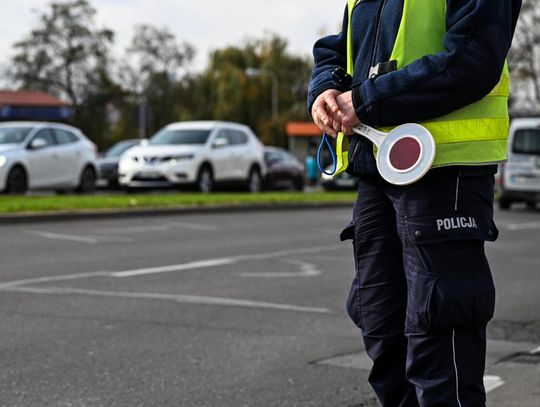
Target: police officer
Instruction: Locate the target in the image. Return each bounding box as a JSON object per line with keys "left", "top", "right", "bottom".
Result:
{"left": 308, "top": 1, "right": 522, "bottom": 406}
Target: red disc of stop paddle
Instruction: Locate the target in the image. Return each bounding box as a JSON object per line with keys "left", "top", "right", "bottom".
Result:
{"left": 388, "top": 136, "right": 422, "bottom": 171}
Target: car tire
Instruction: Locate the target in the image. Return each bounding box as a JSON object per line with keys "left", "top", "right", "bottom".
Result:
{"left": 246, "top": 167, "right": 262, "bottom": 193}
{"left": 498, "top": 197, "right": 511, "bottom": 210}
{"left": 76, "top": 166, "right": 97, "bottom": 194}
{"left": 5, "top": 165, "right": 28, "bottom": 194}
{"left": 293, "top": 177, "right": 304, "bottom": 191}
{"left": 197, "top": 165, "right": 214, "bottom": 193}
{"left": 526, "top": 201, "right": 537, "bottom": 210}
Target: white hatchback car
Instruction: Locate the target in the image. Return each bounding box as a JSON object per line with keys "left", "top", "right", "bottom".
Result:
{"left": 0, "top": 122, "right": 99, "bottom": 194}
{"left": 118, "top": 121, "right": 266, "bottom": 192}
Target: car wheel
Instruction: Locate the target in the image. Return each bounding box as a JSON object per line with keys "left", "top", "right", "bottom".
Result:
{"left": 247, "top": 167, "right": 262, "bottom": 193}
{"left": 197, "top": 166, "right": 214, "bottom": 193}
{"left": 526, "top": 201, "right": 537, "bottom": 210}
{"left": 5, "top": 165, "right": 28, "bottom": 194}
{"left": 77, "top": 166, "right": 96, "bottom": 194}
{"left": 293, "top": 177, "right": 304, "bottom": 191}
{"left": 498, "top": 197, "right": 511, "bottom": 210}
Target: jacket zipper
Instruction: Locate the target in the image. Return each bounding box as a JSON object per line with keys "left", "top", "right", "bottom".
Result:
{"left": 367, "top": 0, "right": 388, "bottom": 79}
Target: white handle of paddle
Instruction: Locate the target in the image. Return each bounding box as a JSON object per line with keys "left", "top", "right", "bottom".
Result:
{"left": 352, "top": 123, "right": 386, "bottom": 147}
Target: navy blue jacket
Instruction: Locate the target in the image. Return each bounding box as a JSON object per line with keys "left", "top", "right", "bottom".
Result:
{"left": 308, "top": 0, "right": 522, "bottom": 174}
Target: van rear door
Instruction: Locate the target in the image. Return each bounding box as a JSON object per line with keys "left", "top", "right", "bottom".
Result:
{"left": 504, "top": 127, "right": 540, "bottom": 193}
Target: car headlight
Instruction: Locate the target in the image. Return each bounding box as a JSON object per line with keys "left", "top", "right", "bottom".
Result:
{"left": 168, "top": 154, "right": 195, "bottom": 165}
{"left": 0, "top": 156, "right": 7, "bottom": 168}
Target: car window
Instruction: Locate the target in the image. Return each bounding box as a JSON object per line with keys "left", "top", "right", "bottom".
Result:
{"left": 105, "top": 141, "right": 139, "bottom": 157}
{"left": 285, "top": 152, "right": 299, "bottom": 164}
{"left": 220, "top": 130, "right": 248, "bottom": 146}
{"left": 232, "top": 130, "right": 248, "bottom": 145}
{"left": 211, "top": 129, "right": 230, "bottom": 146}
{"left": 149, "top": 129, "right": 211, "bottom": 145}
{"left": 32, "top": 129, "right": 56, "bottom": 147}
{"left": 54, "top": 129, "right": 79, "bottom": 145}
{"left": 0, "top": 127, "right": 32, "bottom": 144}
{"left": 264, "top": 150, "right": 286, "bottom": 164}
{"left": 513, "top": 129, "right": 540, "bottom": 155}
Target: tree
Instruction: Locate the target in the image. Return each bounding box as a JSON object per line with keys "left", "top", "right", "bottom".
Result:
{"left": 10, "top": 0, "right": 114, "bottom": 109}
{"left": 9, "top": 0, "right": 117, "bottom": 146}
{"left": 508, "top": 0, "right": 540, "bottom": 115}
{"left": 117, "top": 25, "right": 196, "bottom": 138}
{"left": 205, "top": 33, "right": 312, "bottom": 146}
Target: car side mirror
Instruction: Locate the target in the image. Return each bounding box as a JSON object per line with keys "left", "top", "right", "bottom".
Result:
{"left": 29, "top": 138, "right": 47, "bottom": 150}
{"left": 212, "top": 138, "right": 228, "bottom": 149}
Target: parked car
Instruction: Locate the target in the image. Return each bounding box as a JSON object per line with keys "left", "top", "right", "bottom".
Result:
{"left": 118, "top": 121, "right": 266, "bottom": 192}
{"left": 497, "top": 118, "right": 540, "bottom": 210}
{"left": 263, "top": 147, "right": 304, "bottom": 191}
{"left": 0, "top": 121, "right": 98, "bottom": 194}
{"left": 97, "top": 139, "right": 141, "bottom": 188}
{"left": 320, "top": 165, "right": 358, "bottom": 190}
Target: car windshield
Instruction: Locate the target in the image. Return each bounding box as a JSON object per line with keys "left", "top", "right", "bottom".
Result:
{"left": 105, "top": 141, "right": 139, "bottom": 157}
{"left": 513, "top": 129, "right": 540, "bottom": 155}
{"left": 149, "top": 129, "right": 211, "bottom": 145}
{"left": 0, "top": 127, "right": 32, "bottom": 144}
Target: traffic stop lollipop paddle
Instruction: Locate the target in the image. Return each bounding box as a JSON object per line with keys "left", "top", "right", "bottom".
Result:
{"left": 352, "top": 122, "right": 436, "bottom": 185}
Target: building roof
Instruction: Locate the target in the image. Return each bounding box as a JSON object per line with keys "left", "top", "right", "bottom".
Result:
{"left": 286, "top": 122, "right": 321, "bottom": 137}
{"left": 0, "top": 90, "right": 71, "bottom": 107}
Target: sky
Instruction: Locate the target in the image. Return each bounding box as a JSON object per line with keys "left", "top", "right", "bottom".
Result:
{"left": 0, "top": 0, "right": 344, "bottom": 73}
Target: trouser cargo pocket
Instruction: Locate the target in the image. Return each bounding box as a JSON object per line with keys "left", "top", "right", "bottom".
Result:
{"left": 404, "top": 212, "right": 497, "bottom": 333}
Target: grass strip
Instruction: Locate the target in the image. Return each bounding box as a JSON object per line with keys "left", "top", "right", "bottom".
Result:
{"left": 0, "top": 191, "right": 356, "bottom": 214}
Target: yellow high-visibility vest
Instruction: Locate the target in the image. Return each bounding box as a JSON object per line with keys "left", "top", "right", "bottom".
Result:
{"left": 334, "top": 0, "right": 510, "bottom": 177}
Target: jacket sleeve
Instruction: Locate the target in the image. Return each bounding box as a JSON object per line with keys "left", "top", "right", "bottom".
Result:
{"left": 307, "top": 6, "right": 349, "bottom": 115}
{"left": 353, "top": 0, "right": 522, "bottom": 127}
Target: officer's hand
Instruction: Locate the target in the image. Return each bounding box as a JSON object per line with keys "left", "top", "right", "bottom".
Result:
{"left": 311, "top": 89, "right": 343, "bottom": 138}
{"left": 335, "top": 91, "right": 360, "bottom": 135}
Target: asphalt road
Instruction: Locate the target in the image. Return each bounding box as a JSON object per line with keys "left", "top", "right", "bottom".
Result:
{"left": 0, "top": 206, "right": 538, "bottom": 406}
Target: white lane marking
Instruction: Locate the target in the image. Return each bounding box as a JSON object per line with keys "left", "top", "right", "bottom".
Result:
{"left": 234, "top": 244, "right": 343, "bottom": 262}
{"left": 112, "top": 244, "right": 343, "bottom": 278}
{"left": 0, "top": 271, "right": 110, "bottom": 289}
{"left": 238, "top": 259, "right": 322, "bottom": 278}
{"left": 171, "top": 222, "right": 219, "bottom": 231}
{"left": 111, "top": 259, "right": 236, "bottom": 278}
{"left": 531, "top": 346, "right": 540, "bottom": 354}
{"left": 26, "top": 231, "right": 133, "bottom": 244}
{"left": 505, "top": 221, "right": 540, "bottom": 231}
{"left": 3, "top": 286, "right": 331, "bottom": 314}
{"left": 97, "top": 225, "right": 171, "bottom": 233}
{"left": 0, "top": 244, "right": 345, "bottom": 286}
{"left": 483, "top": 376, "right": 505, "bottom": 393}
{"left": 96, "top": 222, "right": 218, "bottom": 234}
{"left": 26, "top": 231, "right": 100, "bottom": 244}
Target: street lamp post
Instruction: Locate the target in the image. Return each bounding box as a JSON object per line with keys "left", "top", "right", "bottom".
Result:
{"left": 245, "top": 67, "right": 279, "bottom": 120}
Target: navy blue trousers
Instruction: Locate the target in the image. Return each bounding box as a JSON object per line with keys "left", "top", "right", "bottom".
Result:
{"left": 341, "top": 172, "right": 498, "bottom": 407}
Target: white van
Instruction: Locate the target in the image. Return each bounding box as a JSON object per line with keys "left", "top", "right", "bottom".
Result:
{"left": 498, "top": 118, "right": 540, "bottom": 210}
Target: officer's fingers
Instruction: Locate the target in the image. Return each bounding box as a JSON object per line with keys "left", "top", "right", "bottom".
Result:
{"left": 313, "top": 111, "right": 337, "bottom": 137}
{"left": 341, "top": 113, "right": 360, "bottom": 133}
{"left": 314, "top": 104, "right": 334, "bottom": 128}
{"left": 331, "top": 118, "right": 342, "bottom": 134}
{"left": 323, "top": 92, "right": 341, "bottom": 115}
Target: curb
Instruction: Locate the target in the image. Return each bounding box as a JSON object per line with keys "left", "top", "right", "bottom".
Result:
{"left": 0, "top": 202, "right": 354, "bottom": 225}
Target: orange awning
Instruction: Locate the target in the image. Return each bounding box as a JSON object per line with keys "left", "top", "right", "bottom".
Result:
{"left": 286, "top": 122, "right": 321, "bottom": 137}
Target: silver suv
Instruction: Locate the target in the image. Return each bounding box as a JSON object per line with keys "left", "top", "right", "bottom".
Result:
{"left": 118, "top": 121, "right": 266, "bottom": 192}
